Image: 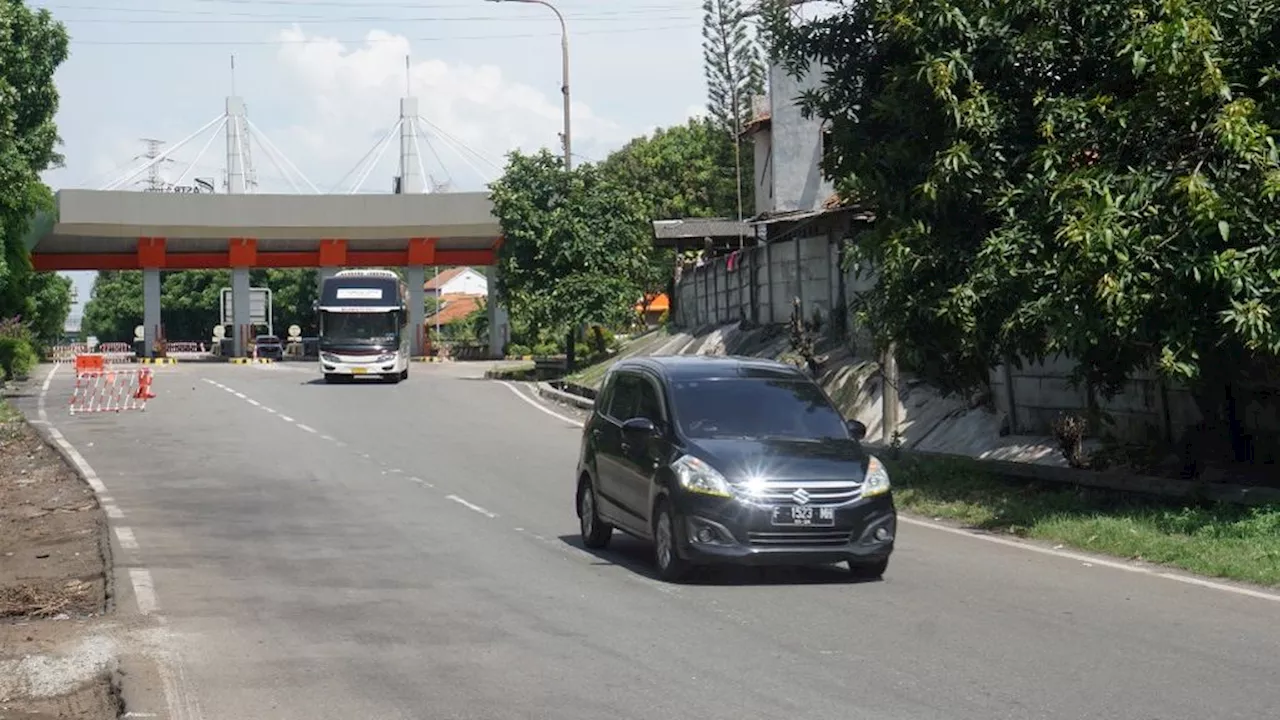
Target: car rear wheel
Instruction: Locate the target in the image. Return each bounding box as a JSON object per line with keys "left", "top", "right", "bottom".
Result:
{"left": 847, "top": 557, "right": 889, "bottom": 580}
{"left": 577, "top": 479, "right": 612, "bottom": 549}
{"left": 653, "top": 502, "right": 690, "bottom": 582}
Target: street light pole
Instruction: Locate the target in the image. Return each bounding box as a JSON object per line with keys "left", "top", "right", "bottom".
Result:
{"left": 487, "top": 0, "right": 571, "bottom": 170}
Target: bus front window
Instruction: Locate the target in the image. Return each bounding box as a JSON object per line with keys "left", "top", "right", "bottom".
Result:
{"left": 320, "top": 311, "right": 399, "bottom": 345}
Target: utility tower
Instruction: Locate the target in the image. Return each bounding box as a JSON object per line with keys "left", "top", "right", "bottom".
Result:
{"left": 140, "top": 138, "right": 173, "bottom": 191}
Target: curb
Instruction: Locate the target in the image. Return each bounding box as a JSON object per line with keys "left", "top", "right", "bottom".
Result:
{"left": 136, "top": 358, "right": 178, "bottom": 365}
{"left": 534, "top": 381, "right": 595, "bottom": 410}
{"left": 229, "top": 358, "right": 275, "bottom": 364}
{"left": 504, "top": 355, "right": 534, "bottom": 361}
{"left": 412, "top": 357, "right": 455, "bottom": 363}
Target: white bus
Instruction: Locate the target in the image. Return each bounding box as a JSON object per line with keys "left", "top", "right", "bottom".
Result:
{"left": 317, "top": 269, "right": 411, "bottom": 384}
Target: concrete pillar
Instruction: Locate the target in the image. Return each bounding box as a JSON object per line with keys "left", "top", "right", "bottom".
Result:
{"left": 232, "top": 266, "right": 251, "bottom": 357}
{"left": 317, "top": 267, "right": 337, "bottom": 298}
{"left": 405, "top": 265, "right": 425, "bottom": 356}
{"left": 226, "top": 96, "right": 247, "bottom": 195}
{"left": 142, "top": 269, "right": 161, "bottom": 359}
{"left": 485, "top": 266, "right": 509, "bottom": 359}
{"left": 398, "top": 97, "right": 424, "bottom": 194}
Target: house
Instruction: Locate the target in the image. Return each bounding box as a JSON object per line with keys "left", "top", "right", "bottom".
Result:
{"left": 424, "top": 266, "right": 489, "bottom": 297}
{"left": 426, "top": 293, "right": 485, "bottom": 328}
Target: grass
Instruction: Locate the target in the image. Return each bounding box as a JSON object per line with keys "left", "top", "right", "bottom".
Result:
{"left": 885, "top": 454, "right": 1280, "bottom": 587}
{"left": 0, "top": 397, "right": 18, "bottom": 424}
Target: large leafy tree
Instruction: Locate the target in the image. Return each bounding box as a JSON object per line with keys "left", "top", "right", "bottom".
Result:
{"left": 766, "top": 0, "right": 1280, "bottom": 457}
{"left": 490, "top": 149, "right": 651, "bottom": 368}
{"left": 0, "top": 2, "right": 71, "bottom": 342}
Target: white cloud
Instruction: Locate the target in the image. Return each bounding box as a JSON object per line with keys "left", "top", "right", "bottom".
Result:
{"left": 685, "top": 104, "right": 708, "bottom": 120}
{"left": 268, "top": 27, "right": 631, "bottom": 190}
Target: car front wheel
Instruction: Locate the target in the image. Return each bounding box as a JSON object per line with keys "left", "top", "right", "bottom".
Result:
{"left": 847, "top": 557, "right": 889, "bottom": 580}
{"left": 653, "top": 502, "right": 690, "bottom": 582}
{"left": 578, "top": 479, "right": 612, "bottom": 549}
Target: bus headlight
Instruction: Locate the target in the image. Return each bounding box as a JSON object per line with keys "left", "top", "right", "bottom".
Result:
{"left": 320, "top": 352, "right": 340, "bottom": 363}
{"left": 377, "top": 353, "right": 396, "bottom": 363}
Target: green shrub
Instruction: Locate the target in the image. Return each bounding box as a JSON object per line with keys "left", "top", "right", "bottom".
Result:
{"left": 506, "top": 343, "right": 531, "bottom": 357}
{"left": 532, "top": 342, "right": 559, "bottom": 357}
{"left": 0, "top": 337, "right": 38, "bottom": 382}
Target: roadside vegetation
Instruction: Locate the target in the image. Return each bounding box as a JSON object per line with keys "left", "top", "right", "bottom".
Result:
{"left": 887, "top": 455, "right": 1280, "bottom": 587}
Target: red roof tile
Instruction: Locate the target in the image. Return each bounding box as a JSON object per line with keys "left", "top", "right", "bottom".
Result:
{"left": 425, "top": 293, "right": 484, "bottom": 326}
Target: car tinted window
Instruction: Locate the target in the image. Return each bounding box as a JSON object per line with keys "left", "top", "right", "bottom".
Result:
{"left": 635, "top": 376, "right": 665, "bottom": 423}
{"left": 669, "top": 378, "right": 848, "bottom": 440}
{"left": 607, "top": 373, "right": 641, "bottom": 420}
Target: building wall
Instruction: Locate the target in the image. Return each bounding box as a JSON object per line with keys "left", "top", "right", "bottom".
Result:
{"left": 436, "top": 268, "right": 489, "bottom": 296}
{"left": 767, "top": 60, "right": 835, "bottom": 213}
{"left": 753, "top": 130, "right": 773, "bottom": 216}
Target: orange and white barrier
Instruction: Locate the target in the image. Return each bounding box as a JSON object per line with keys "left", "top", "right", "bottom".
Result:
{"left": 49, "top": 344, "right": 90, "bottom": 363}
{"left": 97, "top": 342, "right": 135, "bottom": 363}
{"left": 69, "top": 368, "right": 155, "bottom": 415}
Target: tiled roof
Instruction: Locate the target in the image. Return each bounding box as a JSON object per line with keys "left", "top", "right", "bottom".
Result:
{"left": 424, "top": 266, "right": 470, "bottom": 291}
{"left": 425, "top": 293, "right": 484, "bottom": 326}
{"left": 636, "top": 293, "right": 669, "bottom": 312}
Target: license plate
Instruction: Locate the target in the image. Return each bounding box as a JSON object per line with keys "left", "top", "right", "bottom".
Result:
{"left": 350, "top": 367, "right": 367, "bottom": 375}
{"left": 771, "top": 505, "right": 835, "bottom": 527}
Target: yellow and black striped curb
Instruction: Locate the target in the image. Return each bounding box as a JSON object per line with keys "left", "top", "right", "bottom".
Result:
{"left": 137, "top": 357, "right": 179, "bottom": 365}
{"left": 229, "top": 357, "right": 275, "bottom": 364}
{"left": 504, "top": 355, "right": 535, "bottom": 361}
{"left": 412, "top": 356, "right": 454, "bottom": 363}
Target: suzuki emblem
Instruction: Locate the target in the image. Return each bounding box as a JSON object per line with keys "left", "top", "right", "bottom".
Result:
{"left": 791, "top": 488, "right": 811, "bottom": 505}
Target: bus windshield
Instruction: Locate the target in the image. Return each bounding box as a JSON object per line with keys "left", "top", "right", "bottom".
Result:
{"left": 320, "top": 311, "right": 399, "bottom": 345}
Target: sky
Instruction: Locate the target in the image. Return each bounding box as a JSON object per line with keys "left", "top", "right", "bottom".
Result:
{"left": 33, "top": 0, "right": 717, "bottom": 324}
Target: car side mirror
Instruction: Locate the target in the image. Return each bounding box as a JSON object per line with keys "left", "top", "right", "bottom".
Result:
{"left": 621, "top": 417, "right": 658, "bottom": 436}
{"left": 846, "top": 419, "right": 867, "bottom": 441}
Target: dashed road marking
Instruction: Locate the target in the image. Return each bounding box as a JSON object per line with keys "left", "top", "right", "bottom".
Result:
{"left": 104, "top": 503, "right": 125, "bottom": 519}
{"left": 279, "top": 415, "right": 295, "bottom": 423}
{"left": 498, "top": 380, "right": 584, "bottom": 427}
{"left": 409, "top": 476, "right": 434, "bottom": 488}
{"left": 296, "top": 423, "right": 317, "bottom": 434}
{"left": 446, "top": 494, "right": 497, "bottom": 518}
{"left": 115, "top": 526, "right": 140, "bottom": 551}
{"left": 129, "top": 568, "right": 158, "bottom": 614}
{"left": 246, "top": 399, "right": 261, "bottom": 407}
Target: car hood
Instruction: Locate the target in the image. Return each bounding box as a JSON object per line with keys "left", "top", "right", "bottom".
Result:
{"left": 686, "top": 437, "right": 869, "bottom": 482}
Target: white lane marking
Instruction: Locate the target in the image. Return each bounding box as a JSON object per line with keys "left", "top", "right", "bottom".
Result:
{"left": 320, "top": 435, "right": 335, "bottom": 442}
{"left": 233, "top": 392, "right": 246, "bottom": 399}
{"left": 446, "top": 494, "right": 497, "bottom": 518}
{"left": 129, "top": 569, "right": 158, "bottom": 614}
{"left": 38, "top": 363, "right": 58, "bottom": 423}
{"left": 246, "top": 399, "right": 261, "bottom": 407}
{"left": 279, "top": 415, "right": 295, "bottom": 423}
{"left": 296, "top": 423, "right": 317, "bottom": 434}
{"left": 898, "top": 516, "right": 1280, "bottom": 604}
{"left": 115, "top": 526, "right": 140, "bottom": 551}
{"left": 262, "top": 407, "right": 276, "bottom": 414}
{"left": 104, "top": 504, "right": 125, "bottom": 519}
{"left": 498, "top": 381, "right": 584, "bottom": 427}
{"left": 409, "top": 476, "right": 434, "bottom": 488}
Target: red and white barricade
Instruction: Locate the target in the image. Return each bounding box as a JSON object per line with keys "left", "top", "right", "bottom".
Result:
{"left": 69, "top": 368, "right": 156, "bottom": 415}
{"left": 98, "top": 342, "right": 135, "bottom": 364}
{"left": 49, "top": 344, "right": 90, "bottom": 363}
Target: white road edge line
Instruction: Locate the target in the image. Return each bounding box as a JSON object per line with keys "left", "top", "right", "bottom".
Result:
{"left": 497, "top": 366, "right": 1280, "bottom": 605}
{"left": 897, "top": 516, "right": 1280, "bottom": 604}
{"left": 446, "top": 494, "right": 497, "bottom": 518}
{"left": 114, "top": 526, "right": 140, "bottom": 551}
{"left": 279, "top": 415, "right": 295, "bottom": 423}
{"left": 498, "top": 381, "right": 584, "bottom": 427}
{"left": 296, "top": 423, "right": 318, "bottom": 434}
{"left": 128, "top": 568, "right": 159, "bottom": 614}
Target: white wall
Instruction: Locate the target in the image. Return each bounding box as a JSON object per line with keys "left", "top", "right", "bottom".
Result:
{"left": 431, "top": 268, "right": 489, "bottom": 296}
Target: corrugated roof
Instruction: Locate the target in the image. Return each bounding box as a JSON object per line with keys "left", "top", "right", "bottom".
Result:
{"left": 651, "top": 218, "right": 753, "bottom": 241}
{"left": 426, "top": 293, "right": 484, "bottom": 326}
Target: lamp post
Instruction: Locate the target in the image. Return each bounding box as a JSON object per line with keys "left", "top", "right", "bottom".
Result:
{"left": 486, "top": 0, "right": 571, "bottom": 170}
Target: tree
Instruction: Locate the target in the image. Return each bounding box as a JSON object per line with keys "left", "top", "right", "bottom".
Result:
{"left": 490, "top": 149, "right": 652, "bottom": 369}
{"left": 703, "top": 0, "right": 766, "bottom": 222}
{"left": 0, "top": 2, "right": 71, "bottom": 346}
{"left": 765, "top": 0, "right": 1280, "bottom": 460}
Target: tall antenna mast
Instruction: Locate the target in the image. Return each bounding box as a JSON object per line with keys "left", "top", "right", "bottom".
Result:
{"left": 405, "top": 54, "right": 411, "bottom": 95}
{"left": 231, "top": 54, "right": 237, "bottom": 95}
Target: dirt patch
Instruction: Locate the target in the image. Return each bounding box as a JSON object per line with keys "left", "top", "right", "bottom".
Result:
{"left": 0, "top": 401, "right": 117, "bottom": 720}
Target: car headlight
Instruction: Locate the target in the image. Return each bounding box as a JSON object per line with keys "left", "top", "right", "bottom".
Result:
{"left": 320, "top": 352, "right": 340, "bottom": 363}
{"left": 377, "top": 353, "right": 396, "bottom": 362}
{"left": 671, "top": 455, "right": 732, "bottom": 498}
{"left": 862, "top": 455, "right": 891, "bottom": 497}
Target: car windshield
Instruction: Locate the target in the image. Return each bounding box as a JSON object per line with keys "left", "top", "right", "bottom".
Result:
{"left": 669, "top": 377, "right": 849, "bottom": 440}
{"left": 257, "top": 336, "right": 280, "bottom": 344}
{"left": 320, "top": 311, "right": 399, "bottom": 345}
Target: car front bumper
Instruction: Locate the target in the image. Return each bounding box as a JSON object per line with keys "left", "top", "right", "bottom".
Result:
{"left": 672, "top": 492, "right": 896, "bottom": 567}
{"left": 320, "top": 358, "right": 398, "bottom": 375}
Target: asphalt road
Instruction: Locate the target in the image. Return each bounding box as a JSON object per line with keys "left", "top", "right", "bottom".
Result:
{"left": 20, "top": 361, "right": 1280, "bottom": 720}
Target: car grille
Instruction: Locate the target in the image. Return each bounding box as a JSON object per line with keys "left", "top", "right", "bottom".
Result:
{"left": 747, "top": 530, "right": 854, "bottom": 547}
{"left": 734, "top": 479, "right": 863, "bottom": 505}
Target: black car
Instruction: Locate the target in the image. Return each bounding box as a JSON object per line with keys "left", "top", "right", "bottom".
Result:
{"left": 575, "top": 355, "right": 895, "bottom": 582}
{"left": 254, "top": 335, "right": 284, "bottom": 360}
